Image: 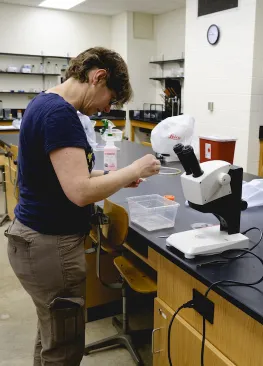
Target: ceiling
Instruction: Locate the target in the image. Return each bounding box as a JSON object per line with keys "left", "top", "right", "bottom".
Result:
{"left": 0, "top": 0, "right": 185, "bottom": 15}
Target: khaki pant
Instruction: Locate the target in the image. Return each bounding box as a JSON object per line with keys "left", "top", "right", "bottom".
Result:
{"left": 5, "top": 219, "right": 87, "bottom": 366}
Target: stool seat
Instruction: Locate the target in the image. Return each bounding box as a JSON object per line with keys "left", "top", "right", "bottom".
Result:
{"left": 114, "top": 256, "right": 157, "bottom": 294}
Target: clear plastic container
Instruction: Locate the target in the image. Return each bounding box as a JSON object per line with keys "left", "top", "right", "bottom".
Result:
{"left": 127, "top": 194, "right": 180, "bottom": 231}
{"left": 100, "top": 128, "right": 123, "bottom": 141}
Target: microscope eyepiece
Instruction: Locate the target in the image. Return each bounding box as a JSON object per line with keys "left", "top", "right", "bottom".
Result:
{"left": 173, "top": 143, "right": 192, "bottom": 175}
{"left": 173, "top": 143, "right": 184, "bottom": 154}
{"left": 183, "top": 145, "right": 204, "bottom": 178}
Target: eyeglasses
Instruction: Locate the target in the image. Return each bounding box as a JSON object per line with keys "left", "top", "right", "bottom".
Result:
{"left": 109, "top": 98, "right": 118, "bottom": 106}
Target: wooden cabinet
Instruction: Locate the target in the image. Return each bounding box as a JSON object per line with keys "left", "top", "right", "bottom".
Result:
{"left": 156, "top": 254, "right": 263, "bottom": 366}
{"left": 153, "top": 297, "right": 235, "bottom": 366}
{"left": 130, "top": 120, "right": 156, "bottom": 142}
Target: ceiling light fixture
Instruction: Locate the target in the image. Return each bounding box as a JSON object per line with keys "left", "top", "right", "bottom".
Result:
{"left": 39, "top": 0, "right": 85, "bottom": 10}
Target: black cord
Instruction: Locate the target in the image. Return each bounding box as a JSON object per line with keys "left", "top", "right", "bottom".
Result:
{"left": 168, "top": 300, "right": 194, "bottom": 366}
{"left": 200, "top": 248, "right": 263, "bottom": 366}
{"left": 242, "top": 227, "right": 263, "bottom": 251}
{"left": 196, "top": 228, "right": 263, "bottom": 268}
{"left": 220, "top": 227, "right": 263, "bottom": 262}
{"left": 167, "top": 233, "right": 263, "bottom": 366}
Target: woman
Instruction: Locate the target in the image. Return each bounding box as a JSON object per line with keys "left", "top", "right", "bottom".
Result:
{"left": 5, "top": 47, "right": 160, "bottom": 366}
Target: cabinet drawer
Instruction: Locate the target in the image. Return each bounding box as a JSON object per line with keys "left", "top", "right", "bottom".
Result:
{"left": 153, "top": 297, "right": 235, "bottom": 366}
{"left": 157, "top": 255, "right": 263, "bottom": 365}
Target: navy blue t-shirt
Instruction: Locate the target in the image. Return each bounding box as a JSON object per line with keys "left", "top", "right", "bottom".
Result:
{"left": 15, "top": 92, "right": 95, "bottom": 235}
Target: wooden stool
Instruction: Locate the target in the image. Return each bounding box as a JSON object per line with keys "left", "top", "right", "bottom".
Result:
{"left": 84, "top": 199, "right": 157, "bottom": 365}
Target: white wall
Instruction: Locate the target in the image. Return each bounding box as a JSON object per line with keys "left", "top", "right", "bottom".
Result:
{"left": 125, "top": 12, "right": 156, "bottom": 140}
{"left": 0, "top": 3, "right": 111, "bottom": 56}
{"left": 110, "top": 11, "right": 156, "bottom": 139}
{"left": 0, "top": 3, "right": 111, "bottom": 108}
{"left": 155, "top": 8, "right": 186, "bottom": 60}
{"left": 111, "top": 12, "right": 128, "bottom": 61}
{"left": 154, "top": 8, "right": 186, "bottom": 108}
{"left": 110, "top": 12, "right": 129, "bottom": 137}
{"left": 122, "top": 9, "right": 186, "bottom": 141}
{"left": 184, "top": 0, "right": 257, "bottom": 172}
{"left": 127, "top": 12, "right": 156, "bottom": 110}
{"left": 249, "top": 0, "right": 263, "bottom": 174}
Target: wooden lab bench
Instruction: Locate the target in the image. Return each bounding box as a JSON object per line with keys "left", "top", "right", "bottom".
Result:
{"left": 92, "top": 140, "right": 263, "bottom": 365}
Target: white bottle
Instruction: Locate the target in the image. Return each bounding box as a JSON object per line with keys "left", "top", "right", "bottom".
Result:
{"left": 40, "top": 63, "right": 44, "bottom": 73}
{"left": 104, "top": 140, "right": 117, "bottom": 171}
{"left": 54, "top": 64, "right": 59, "bottom": 74}
{"left": 17, "top": 110, "right": 22, "bottom": 119}
{"left": 46, "top": 61, "right": 51, "bottom": 74}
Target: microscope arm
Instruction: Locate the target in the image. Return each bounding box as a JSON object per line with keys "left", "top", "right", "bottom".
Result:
{"left": 189, "top": 166, "right": 247, "bottom": 234}
{"left": 173, "top": 144, "right": 247, "bottom": 235}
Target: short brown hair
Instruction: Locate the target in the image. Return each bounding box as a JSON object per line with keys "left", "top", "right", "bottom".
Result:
{"left": 65, "top": 47, "right": 133, "bottom": 106}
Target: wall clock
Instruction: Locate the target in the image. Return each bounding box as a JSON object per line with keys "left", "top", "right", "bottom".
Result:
{"left": 207, "top": 24, "right": 220, "bottom": 45}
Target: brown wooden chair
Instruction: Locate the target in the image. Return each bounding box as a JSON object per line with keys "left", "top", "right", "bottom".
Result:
{"left": 84, "top": 199, "right": 157, "bottom": 365}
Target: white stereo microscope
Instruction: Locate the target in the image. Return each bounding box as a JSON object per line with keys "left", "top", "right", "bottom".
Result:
{"left": 166, "top": 144, "right": 249, "bottom": 259}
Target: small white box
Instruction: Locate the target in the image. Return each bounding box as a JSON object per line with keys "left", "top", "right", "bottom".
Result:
{"left": 6, "top": 66, "right": 18, "bottom": 72}
{"left": 100, "top": 128, "right": 123, "bottom": 141}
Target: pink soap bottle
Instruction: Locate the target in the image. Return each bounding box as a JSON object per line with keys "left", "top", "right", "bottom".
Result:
{"left": 104, "top": 139, "right": 117, "bottom": 171}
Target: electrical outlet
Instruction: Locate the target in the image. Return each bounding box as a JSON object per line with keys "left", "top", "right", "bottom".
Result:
{"left": 192, "top": 289, "right": 214, "bottom": 324}
{"left": 208, "top": 102, "right": 214, "bottom": 111}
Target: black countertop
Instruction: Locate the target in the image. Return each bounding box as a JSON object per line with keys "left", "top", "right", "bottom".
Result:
{"left": 2, "top": 133, "right": 263, "bottom": 325}
{"left": 0, "top": 133, "right": 19, "bottom": 147}
{"left": 90, "top": 116, "right": 126, "bottom": 121}
{"left": 93, "top": 140, "right": 263, "bottom": 325}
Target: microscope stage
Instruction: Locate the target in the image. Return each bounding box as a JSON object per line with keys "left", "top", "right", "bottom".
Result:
{"left": 166, "top": 225, "right": 249, "bottom": 259}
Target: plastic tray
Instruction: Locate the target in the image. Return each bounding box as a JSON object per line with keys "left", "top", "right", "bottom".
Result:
{"left": 127, "top": 194, "right": 180, "bottom": 231}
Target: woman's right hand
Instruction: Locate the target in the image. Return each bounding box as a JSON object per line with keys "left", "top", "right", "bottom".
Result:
{"left": 131, "top": 154, "right": 161, "bottom": 178}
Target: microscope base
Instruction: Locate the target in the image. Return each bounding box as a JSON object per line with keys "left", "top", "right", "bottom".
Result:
{"left": 166, "top": 225, "right": 249, "bottom": 259}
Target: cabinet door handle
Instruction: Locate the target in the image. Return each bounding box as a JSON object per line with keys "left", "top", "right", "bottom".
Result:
{"left": 152, "top": 327, "right": 163, "bottom": 354}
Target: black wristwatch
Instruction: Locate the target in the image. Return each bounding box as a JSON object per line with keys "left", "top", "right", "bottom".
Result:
{"left": 103, "top": 170, "right": 109, "bottom": 175}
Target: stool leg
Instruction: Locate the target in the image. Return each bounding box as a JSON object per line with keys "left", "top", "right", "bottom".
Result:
{"left": 84, "top": 333, "right": 143, "bottom": 365}
{"left": 84, "top": 334, "right": 122, "bottom": 354}
{"left": 122, "top": 284, "right": 128, "bottom": 333}
{"left": 84, "top": 283, "right": 144, "bottom": 365}
{"left": 119, "top": 334, "right": 143, "bottom": 365}
{"left": 112, "top": 316, "right": 123, "bottom": 332}
{"left": 112, "top": 283, "right": 129, "bottom": 334}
